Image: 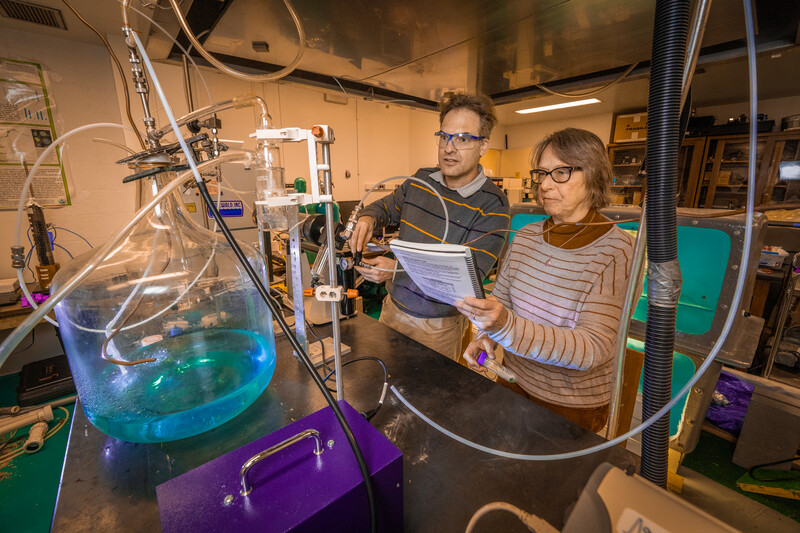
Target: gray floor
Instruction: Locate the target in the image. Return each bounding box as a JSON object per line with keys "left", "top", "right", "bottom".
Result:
{"left": 625, "top": 395, "right": 800, "bottom": 532}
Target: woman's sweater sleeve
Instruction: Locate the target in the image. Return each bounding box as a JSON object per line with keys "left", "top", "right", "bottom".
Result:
{"left": 488, "top": 255, "right": 628, "bottom": 371}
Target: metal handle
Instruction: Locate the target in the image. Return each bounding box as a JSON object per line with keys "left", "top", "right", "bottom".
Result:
{"left": 240, "top": 429, "right": 323, "bottom": 496}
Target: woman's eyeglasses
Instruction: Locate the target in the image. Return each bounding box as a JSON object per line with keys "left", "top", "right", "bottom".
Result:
{"left": 529, "top": 166, "right": 581, "bottom": 184}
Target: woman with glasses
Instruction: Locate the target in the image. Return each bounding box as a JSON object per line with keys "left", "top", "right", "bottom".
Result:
{"left": 455, "top": 128, "right": 635, "bottom": 432}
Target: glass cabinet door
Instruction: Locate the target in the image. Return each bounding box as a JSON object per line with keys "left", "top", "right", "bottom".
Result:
{"left": 697, "top": 136, "right": 767, "bottom": 209}
{"left": 764, "top": 137, "right": 800, "bottom": 205}
{"left": 677, "top": 138, "right": 706, "bottom": 207}
{"left": 608, "top": 144, "right": 646, "bottom": 205}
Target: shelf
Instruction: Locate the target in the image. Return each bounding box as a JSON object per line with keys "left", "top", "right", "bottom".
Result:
{"left": 611, "top": 184, "right": 642, "bottom": 188}
{"left": 613, "top": 163, "right": 642, "bottom": 167}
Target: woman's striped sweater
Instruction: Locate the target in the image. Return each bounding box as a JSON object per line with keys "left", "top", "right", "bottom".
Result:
{"left": 488, "top": 215, "right": 635, "bottom": 408}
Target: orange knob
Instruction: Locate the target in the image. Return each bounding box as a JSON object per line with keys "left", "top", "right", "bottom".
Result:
{"left": 303, "top": 288, "right": 314, "bottom": 297}
{"left": 311, "top": 125, "right": 324, "bottom": 138}
{"left": 346, "top": 289, "right": 359, "bottom": 299}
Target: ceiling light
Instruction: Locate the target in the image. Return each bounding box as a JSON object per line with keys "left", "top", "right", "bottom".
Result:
{"left": 515, "top": 98, "right": 601, "bottom": 114}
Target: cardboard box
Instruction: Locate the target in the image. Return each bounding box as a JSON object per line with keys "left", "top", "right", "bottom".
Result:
{"left": 613, "top": 113, "right": 648, "bottom": 143}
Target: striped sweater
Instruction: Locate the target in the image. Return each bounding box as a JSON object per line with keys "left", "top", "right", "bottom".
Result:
{"left": 488, "top": 216, "right": 635, "bottom": 408}
{"left": 361, "top": 167, "right": 509, "bottom": 319}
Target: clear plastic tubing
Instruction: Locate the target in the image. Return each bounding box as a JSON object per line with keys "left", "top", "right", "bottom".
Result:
{"left": 390, "top": 0, "right": 759, "bottom": 461}
{"left": 0, "top": 156, "right": 243, "bottom": 368}
{"left": 14, "top": 123, "right": 135, "bottom": 326}
{"left": 150, "top": 97, "right": 247, "bottom": 141}
{"left": 359, "top": 176, "right": 450, "bottom": 244}
{"left": 120, "top": 0, "right": 212, "bottom": 103}
{"left": 14, "top": 123, "right": 134, "bottom": 248}
{"left": 130, "top": 32, "right": 205, "bottom": 188}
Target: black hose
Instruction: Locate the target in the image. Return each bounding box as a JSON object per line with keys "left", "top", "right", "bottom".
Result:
{"left": 197, "top": 182, "right": 378, "bottom": 532}
{"left": 642, "top": 0, "right": 690, "bottom": 489}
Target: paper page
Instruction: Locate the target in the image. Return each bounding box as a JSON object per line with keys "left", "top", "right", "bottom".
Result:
{"left": 390, "top": 242, "right": 481, "bottom": 305}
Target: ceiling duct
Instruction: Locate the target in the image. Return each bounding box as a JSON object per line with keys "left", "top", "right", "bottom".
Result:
{"left": 0, "top": 0, "right": 67, "bottom": 30}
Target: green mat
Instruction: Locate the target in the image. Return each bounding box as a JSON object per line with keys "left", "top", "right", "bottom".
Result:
{"left": 683, "top": 432, "right": 800, "bottom": 522}
{"left": 0, "top": 373, "right": 74, "bottom": 533}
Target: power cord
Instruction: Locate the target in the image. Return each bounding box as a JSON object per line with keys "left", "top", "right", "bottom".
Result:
{"left": 465, "top": 501, "right": 559, "bottom": 533}
{"left": 748, "top": 455, "right": 800, "bottom": 482}
{"left": 197, "top": 180, "right": 377, "bottom": 533}
{"left": 322, "top": 357, "right": 389, "bottom": 421}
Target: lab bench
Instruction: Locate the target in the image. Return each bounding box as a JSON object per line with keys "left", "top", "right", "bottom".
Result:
{"left": 50, "top": 314, "right": 637, "bottom": 532}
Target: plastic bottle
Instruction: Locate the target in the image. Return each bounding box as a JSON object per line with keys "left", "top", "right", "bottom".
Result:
{"left": 477, "top": 351, "right": 517, "bottom": 383}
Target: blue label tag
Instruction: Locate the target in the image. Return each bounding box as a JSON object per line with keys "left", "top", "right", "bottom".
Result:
{"left": 208, "top": 200, "right": 244, "bottom": 218}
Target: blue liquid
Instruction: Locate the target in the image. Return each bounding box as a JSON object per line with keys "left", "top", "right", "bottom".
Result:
{"left": 79, "top": 329, "right": 276, "bottom": 443}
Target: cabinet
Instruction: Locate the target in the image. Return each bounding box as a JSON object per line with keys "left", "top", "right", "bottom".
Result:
{"left": 607, "top": 139, "right": 704, "bottom": 206}
{"left": 609, "top": 132, "right": 800, "bottom": 209}
{"left": 692, "top": 135, "right": 768, "bottom": 209}
{"left": 759, "top": 134, "right": 800, "bottom": 206}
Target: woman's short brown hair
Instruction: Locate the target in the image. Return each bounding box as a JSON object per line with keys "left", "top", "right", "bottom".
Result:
{"left": 530, "top": 128, "right": 611, "bottom": 210}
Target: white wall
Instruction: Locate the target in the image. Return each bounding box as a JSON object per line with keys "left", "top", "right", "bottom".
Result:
{"left": 1, "top": 26, "right": 131, "bottom": 281}
{"left": 0, "top": 27, "right": 439, "bottom": 280}
{"left": 498, "top": 112, "right": 614, "bottom": 178}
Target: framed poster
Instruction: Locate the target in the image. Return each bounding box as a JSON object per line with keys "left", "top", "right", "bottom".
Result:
{"left": 0, "top": 57, "right": 70, "bottom": 208}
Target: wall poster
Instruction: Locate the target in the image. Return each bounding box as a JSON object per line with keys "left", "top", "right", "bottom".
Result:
{"left": 0, "top": 57, "right": 70, "bottom": 209}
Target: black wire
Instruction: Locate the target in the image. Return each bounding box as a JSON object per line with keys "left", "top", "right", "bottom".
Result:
{"left": 322, "top": 357, "right": 389, "bottom": 421}
{"left": 305, "top": 321, "right": 331, "bottom": 374}
{"left": 748, "top": 455, "right": 800, "bottom": 482}
{"left": 197, "top": 181, "right": 377, "bottom": 533}
{"left": 16, "top": 328, "right": 35, "bottom": 353}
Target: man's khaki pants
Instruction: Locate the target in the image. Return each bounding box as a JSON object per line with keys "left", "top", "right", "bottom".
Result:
{"left": 378, "top": 295, "right": 469, "bottom": 361}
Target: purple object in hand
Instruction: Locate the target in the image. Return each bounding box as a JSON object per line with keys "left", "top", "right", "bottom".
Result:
{"left": 476, "top": 351, "right": 489, "bottom": 366}
{"left": 156, "top": 401, "right": 403, "bottom": 533}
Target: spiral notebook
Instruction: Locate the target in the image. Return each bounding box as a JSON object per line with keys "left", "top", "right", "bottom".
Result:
{"left": 388, "top": 239, "right": 484, "bottom": 305}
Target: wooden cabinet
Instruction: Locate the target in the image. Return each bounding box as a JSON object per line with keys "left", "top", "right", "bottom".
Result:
{"left": 607, "top": 139, "right": 704, "bottom": 206}
{"left": 758, "top": 134, "right": 800, "bottom": 206}
{"left": 609, "top": 132, "right": 800, "bottom": 209}
{"left": 693, "top": 134, "right": 769, "bottom": 209}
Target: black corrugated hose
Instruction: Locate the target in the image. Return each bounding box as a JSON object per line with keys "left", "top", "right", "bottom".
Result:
{"left": 642, "top": 0, "right": 691, "bottom": 488}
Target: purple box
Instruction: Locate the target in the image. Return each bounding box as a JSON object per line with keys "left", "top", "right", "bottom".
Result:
{"left": 157, "top": 401, "right": 403, "bottom": 532}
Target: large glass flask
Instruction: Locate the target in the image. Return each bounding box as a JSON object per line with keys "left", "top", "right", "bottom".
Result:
{"left": 51, "top": 172, "right": 276, "bottom": 443}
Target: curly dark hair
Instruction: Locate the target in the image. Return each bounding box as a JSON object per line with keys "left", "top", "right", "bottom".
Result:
{"left": 530, "top": 128, "right": 611, "bottom": 210}
{"left": 438, "top": 92, "right": 497, "bottom": 139}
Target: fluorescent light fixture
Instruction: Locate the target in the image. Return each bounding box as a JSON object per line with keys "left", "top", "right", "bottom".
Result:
{"left": 515, "top": 98, "right": 601, "bottom": 114}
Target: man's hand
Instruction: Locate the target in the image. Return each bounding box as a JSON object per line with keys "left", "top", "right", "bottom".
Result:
{"left": 463, "top": 337, "right": 498, "bottom": 372}
{"left": 349, "top": 215, "right": 375, "bottom": 254}
{"left": 354, "top": 256, "right": 396, "bottom": 284}
{"left": 454, "top": 295, "right": 508, "bottom": 333}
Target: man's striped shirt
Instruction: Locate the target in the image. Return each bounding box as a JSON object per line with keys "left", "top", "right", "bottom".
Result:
{"left": 361, "top": 167, "right": 510, "bottom": 319}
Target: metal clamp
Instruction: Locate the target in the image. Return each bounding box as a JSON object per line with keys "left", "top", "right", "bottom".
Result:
{"left": 239, "top": 429, "right": 323, "bottom": 496}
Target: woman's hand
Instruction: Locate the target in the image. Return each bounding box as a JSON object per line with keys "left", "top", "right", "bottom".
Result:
{"left": 349, "top": 215, "right": 375, "bottom": 254}
{"left": 454, "top": 295, "right": 508, "bottom": 333}
{"left": 463, "top": 337, "right": 498, "bottom": 373}
{"left": 354, "top": 256, "right": 396, "bottom": 284}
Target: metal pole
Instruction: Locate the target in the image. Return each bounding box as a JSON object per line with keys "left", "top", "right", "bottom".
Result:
{"left": 320, "top": 140, "right": 344, "bottom": 401}
{"left": 288, "top": 207, "right": 308, "bottom": 355}
{"left": 605, "top": 206, "right": 647, "bottom": 439}
{"left": 606, "top": 0, "right": 709, "bottom": 440}
{"left": 681, "top": 0, "right": 712, "bottom": 109}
